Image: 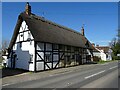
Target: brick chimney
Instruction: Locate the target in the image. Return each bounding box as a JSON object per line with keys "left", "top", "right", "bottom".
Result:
{"left": 25, "top": 2, "right": 31, "bottom": 15}
{"left": 81, "top": 26, "right": 85, "bottom": 36}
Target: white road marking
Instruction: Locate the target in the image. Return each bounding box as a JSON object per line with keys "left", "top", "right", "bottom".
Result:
{"left": 85, "top": 70, "right": 106, "bottom": 79}
{"left": 2, "top": 84, "right": 10, "bottom": 86}
{"left": 109, "top": 66, "right": 118, "bottom": 70}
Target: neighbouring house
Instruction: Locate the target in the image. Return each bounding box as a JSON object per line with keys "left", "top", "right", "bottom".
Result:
{"left": 92, "top": 44, "right": 112, "bottom": 61}
{"left": 2, "top": 49, "right": 8, "bottom": 67}
{"left": 7, "top": 3, "right": 93, "bottom": 72}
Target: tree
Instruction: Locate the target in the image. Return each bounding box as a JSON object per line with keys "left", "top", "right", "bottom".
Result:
{"left": 110, "top": 29, "right": 120, "bottom": 60}
{"left": 117, "top": 28, "right": 120, "bottom": 43}
{"left": 1, "top": 40, "right": 9, "bottom": 55}
{"left": 2, "top": 40, "right": 9, "bottom": 50}
{"left": 112, "top": 43, "right": 120, "bottom": 56}
{"left": 109, "top": 37, "right": 117, "bottom": 48}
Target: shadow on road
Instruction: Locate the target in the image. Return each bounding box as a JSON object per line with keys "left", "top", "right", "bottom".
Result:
{"left": 2, "top": 67, "right": 28, "bottom": 78}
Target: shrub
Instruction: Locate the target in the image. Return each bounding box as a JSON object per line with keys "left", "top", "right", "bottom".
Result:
{"left": 112, "top": 56, "right": 120, "bottom": 60}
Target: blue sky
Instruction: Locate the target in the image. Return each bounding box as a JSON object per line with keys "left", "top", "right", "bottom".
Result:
{"left": 2, "top": 2, "right": 118, "bottom": 46}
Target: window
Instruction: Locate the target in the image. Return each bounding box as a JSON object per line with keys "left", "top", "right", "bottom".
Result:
{"left": 19, "top": 42, "right": 22, "bottom": 48}
{"left": 30, "top": 41, "right": 32, "bottom": 45}
{"left": 67, "top": 46, "right": 71, "bottom": 51}
{"left": 53, "top": 44, "right": 58, "bottom": 50}
{"left": 59, "top": 45, "right": 64, "bottom": 51}
{"left": 71, "top": 54, "right": 75, "bottom": 59}
{"left": 27, "top": 31, "right": 31, "bottom": 41}
{"left": 45, "top": 53, "right": 52, "bottom": 62}
{"left": 30, "top": 54, "right": 33, "bottom": 62}
{"left": 75, "top": 47, "right": 79, "bottom": 51}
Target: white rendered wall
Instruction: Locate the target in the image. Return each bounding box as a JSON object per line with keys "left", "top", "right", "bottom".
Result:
{"left": 93, "top": 52, "right": 101, "bottom": 58}
{"left": 100, "top": 52, "right": 107, "bottom": 61}
{"left": 10, "top": 40, "right": 35, "bottom": 71}
{"left": 7, "top": 21, "right": 35, "bottom": 71}
{"left": 93, "top": 51, "right": 107, "bottom": 61}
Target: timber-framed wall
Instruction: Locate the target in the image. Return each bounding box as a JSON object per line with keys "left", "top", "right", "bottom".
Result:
{"left": 34, "top": 41, "right": 92, "bottom": 72}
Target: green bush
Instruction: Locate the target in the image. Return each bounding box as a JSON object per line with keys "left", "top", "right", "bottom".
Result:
{"left": 113, "top": 56, "right": 120, "bottom": 60}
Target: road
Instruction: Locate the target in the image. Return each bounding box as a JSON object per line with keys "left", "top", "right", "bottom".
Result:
{"left": 2, "top": 61, "right": 119, "bottom": 89}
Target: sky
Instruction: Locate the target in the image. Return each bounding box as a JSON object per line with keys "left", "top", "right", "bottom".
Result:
{"left": 2, "top": 2, "right": 118, "bottom": 47}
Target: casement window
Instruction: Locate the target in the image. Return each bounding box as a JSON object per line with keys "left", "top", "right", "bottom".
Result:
{"left": 27, "top": 31, "right": 32, "bottom": 45}
{"left": 30, "top": 54, "right": 33, "bottom": 62}
{"left": 75, "top": 47, "right": 79, "bottom": 51}
{"left": 67, "top": 46, "right": 71, "bottom": 51}
{"left": 45, "top": 52, "right": 52, "bottom": 62}
{"left": 27, "top": 31, "right": 31, "bottom": 41}
{"left": 28, "top": 31, "right": 31, "bottom": 38}
{"left": 53, "top": 44, "right": 58, "bottom": 50}
{"left": 59, "top": 45, "right": 64, "bottom": 51}
{"left": 45, "top": 54, "right": 52, "bottom": 62}
{"left": 71, "top": 54, "right": 75, "bottom": 59}
{"left": 19, "top": 42, "right": 22, "bottom": 48}
{"left": 30, "top": 41, "right": 32, "bottom": 45}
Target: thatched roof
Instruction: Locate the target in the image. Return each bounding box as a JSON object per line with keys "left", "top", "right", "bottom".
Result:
{"left": 9, "top": 12, "right": 93, "bottom": 50}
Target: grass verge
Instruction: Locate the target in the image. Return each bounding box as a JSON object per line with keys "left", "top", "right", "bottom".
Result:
{"left": 97, "top": 60, "right": 117, "bottom": 64}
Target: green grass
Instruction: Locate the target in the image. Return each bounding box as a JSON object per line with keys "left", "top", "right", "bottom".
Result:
{"left": 97, "top": 60, "right": 117, "bottom": 64}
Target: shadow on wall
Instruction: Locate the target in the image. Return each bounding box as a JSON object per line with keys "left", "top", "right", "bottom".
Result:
{"left": 15, "top": 42, "right": 32, "bottom": 70}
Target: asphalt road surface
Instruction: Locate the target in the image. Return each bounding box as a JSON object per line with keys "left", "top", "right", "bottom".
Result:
{"left": 2, "top": 61, "right": 119, "bottom": 89}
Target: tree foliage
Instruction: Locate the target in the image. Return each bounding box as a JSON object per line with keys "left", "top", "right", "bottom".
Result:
{"left": 112, "top": 43, "right": 120, "bottom": 56}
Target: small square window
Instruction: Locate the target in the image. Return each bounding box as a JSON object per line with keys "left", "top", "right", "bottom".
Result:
{"left": 30, "top": 54, "right": 33, "bottom": 62}
{"left": 53, "top": 44, "right": 58, "bottom": 50}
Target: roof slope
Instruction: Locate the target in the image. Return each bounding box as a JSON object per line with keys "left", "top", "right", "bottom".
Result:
{"left": 9, "top": 12, "right": 93, "bottom": 50}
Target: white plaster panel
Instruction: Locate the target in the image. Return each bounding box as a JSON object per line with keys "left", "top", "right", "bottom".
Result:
{"left": 45, "top": 63, "right": 52, "bottom": 69}
{"left": 53, "top": 62, "right": 58, "bottom": 68}
{"left": 19, "top": 21, "right": 27, "bottom": 32}
{"left": 36, "top": 62, "right": 44, "bottom": 71}
{"left": 29, "top": 63, "right": 34, "bottom": 71}
{"left": 24, "top": 31, "right": 34, "bottom": 41}
{"left": 37, "top": 52, "right": 44, "bottom": 60}
{"left": 37, "top": 43, "right": 44, "bottom": 51}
